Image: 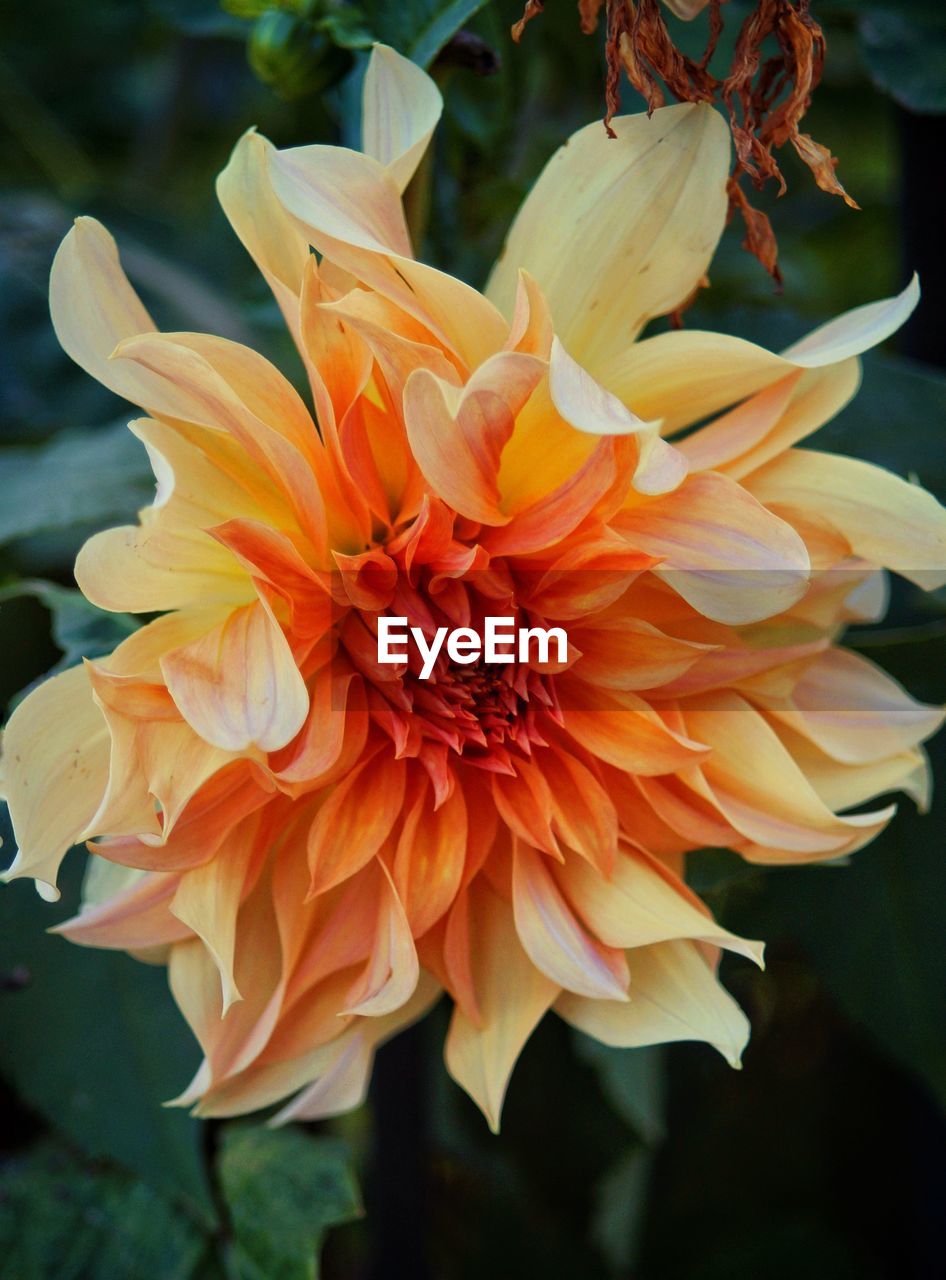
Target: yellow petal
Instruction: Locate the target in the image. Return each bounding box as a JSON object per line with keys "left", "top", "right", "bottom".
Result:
{"left": 216, "top": 129, "right": 311, "bottom": 345}
{"left": 161, "top": 600, "right": 308, "bottom": 752}
{"left": 445, "top": 880, "right": 558, "bottom": 1132}
{"left": 557, "top": 938, "right": 750, "bottom": 1067}
{"left": 597, "top": 280, "right": 915, "bottom": 440}
{"left": 0, "top": 665, "right": 109, "bottom": 900}
{"left": 486, "top": 103, "right": 729, "bottom": 376}
{"left": 753, "top": 648, "right": 944, "bottom": 765}
{"left": 746, "top": 448, "right": 946, "bottom": 589}
{"left": 557, "top": 846, "right": 763, "bottom": 962}
{"left": 684, "top": 691, "right": 895, "bottom": 859}
{"left": 362, "top": 43, "right": 442, "bottom": 194}
{"left": 49, "top": 217, "right": 158, "bottom": 406}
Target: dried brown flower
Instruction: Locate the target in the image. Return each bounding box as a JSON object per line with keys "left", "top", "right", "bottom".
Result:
{"left": 512, "top": 0, "right": 856, "bottom": 284}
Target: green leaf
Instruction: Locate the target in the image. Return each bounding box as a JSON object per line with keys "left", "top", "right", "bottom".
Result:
{"left": 0, "top": 422, "right": 154, "bottom": 548}
{"left": 0, "top": 1140, "right": 209, "bottom": 1280}
{"left": 218, "top": 1126, "right": 362, "bottom": 1280}
{"left": 731, "top": 735, "right": 946, "bottom": 1114}
{"left": 0, "top": 838, "right": 214, "bottom": 1222}
{"left": 361, "top": 0, "right": 490, "bottom": 66}
{"left": 857, "top": 6, "right": 946, "bottom": 115}
{"left": 0, "top": 580, "right": 137, "bottom": 680}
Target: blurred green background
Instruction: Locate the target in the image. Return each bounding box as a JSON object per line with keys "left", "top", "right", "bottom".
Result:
{"left": 1, "top": 1, "right": 946, "bottom": 1276}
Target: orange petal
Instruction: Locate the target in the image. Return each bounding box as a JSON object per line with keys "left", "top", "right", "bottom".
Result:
{"left": 307, "top": 751, "right": 406, "bottom": 896}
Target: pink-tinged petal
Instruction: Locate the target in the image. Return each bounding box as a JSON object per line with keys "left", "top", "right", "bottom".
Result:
{"left": 272, "top": 670, "right": 368, "bottom": 795}
{"left": 678, "top": 374, "right": 802, "bottom": 472}
{"left": 161, "top": 601, "right": 308, "bottom": 753}
{"left": 445, "top": 879, "right": 558, "bottom": 1132}
{"left": 616, "top": 471, "right": 810, "bottom": 624}
{"left": 559, "top": 680, "right": 710, "bottom": 775}
{"left": 487, "top": 104, "right": 729, "bottom": 376}
{"left": 558, "top": 845, "right": 763, "bottom": 963}
{"left": 362, "top": 44, "right": 442, "bottom": 193}
{"left": 557, "top": 939, "right": 750, "bottom": 1067}
{"left": 95, "top": 759, "right": 273, "bottom": 873}
{"left": 513, "top": 842, "right": 630, "bottom": 1001}
{"left": 0, "top": 665, "right": 109, "bottom": 901}
{"left": 750, "top": 648, "right": 944, "bottom": 765}
{"left": 343, "top": 861, "right": 420, "bottom": 1017}
{"left": 781, "top": 276, "right": 920, "bottom": 367}
{"left": 307, "top": 752, "right": 406, "bottom": 896}
{"left": 270, "top": 973, "right": 441, "bottom": 1124}
{"left": 56, "top": 869, "right": 190, "bottom": 951}
{"left": 745, "top": 448, "right": 946, "bottom": 589}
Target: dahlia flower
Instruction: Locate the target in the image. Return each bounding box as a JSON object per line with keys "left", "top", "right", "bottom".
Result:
{"left": 3, "top": 45, "right": 944, "bottom": 1130}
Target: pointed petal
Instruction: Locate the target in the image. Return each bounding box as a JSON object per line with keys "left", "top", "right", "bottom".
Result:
{"left": 170, "top": 816, "right": 260, "bottom": 1013}
{"left": 270, "top": 143, "right": 507, "bottom": 370}
{"left": 513, "top": 842, "right": 630, "bottom": 1000}
{"left": 216, "top": 129, "right": 311, "bottom": 343}
{"left": 558, "top": 846, "right": 763, "bottom": 962}
{"left": 49, "top": 217, "right": 158, "bottom": 406}
{"left": 557, "top": 938, "right": 750, "bottom": 1067}
{"left": 445, "top": 880, "right": 558, "bottom": 1131}
{"left": 343, "top": 861, "right": 420, "bottom": 1017}
{"left": 362, "top": 44, "right": 442, "bottom": 193}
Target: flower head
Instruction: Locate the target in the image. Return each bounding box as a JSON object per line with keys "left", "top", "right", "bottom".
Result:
{"left": 3, "top": 45, "right": 944, "bottom": 1129}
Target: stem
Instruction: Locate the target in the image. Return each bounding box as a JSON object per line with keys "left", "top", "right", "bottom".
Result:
{"left": 365, "top": 1018, "right": 432, "bottom": 1280}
